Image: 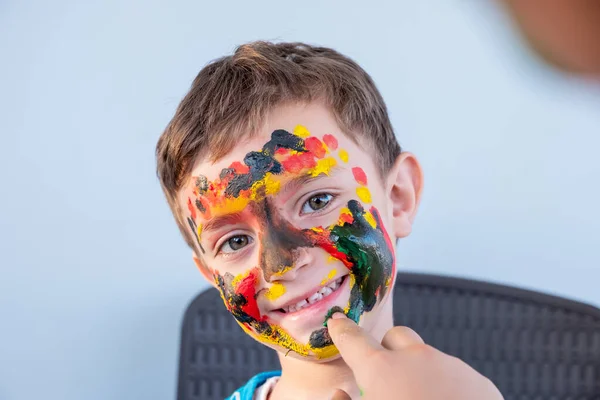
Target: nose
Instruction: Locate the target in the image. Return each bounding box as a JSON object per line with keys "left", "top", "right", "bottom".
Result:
{"left": 268, "top": 247, "right": 313, "bottom": 282}
{"left": 257, "top": 201, "right": 314, "bottom": 282}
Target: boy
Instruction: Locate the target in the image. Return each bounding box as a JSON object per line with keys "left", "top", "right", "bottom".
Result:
{"left": 156, "top": 41, "right": 503, "bottom": 399}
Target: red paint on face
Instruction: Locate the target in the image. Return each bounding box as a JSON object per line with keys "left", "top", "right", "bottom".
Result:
{"left": 281, "top": 152, "right": 317, "bottom": 173}
{"left": 372, "top": 206, "right": 396, "bottom": 277}
{"left": 235, "top": 267, "right": 263, "bottom": 321}
{"left": 322, "top": 134, "right": 338, "bottom": 150}
{"left": 339, "top": 213, "right": 354, "bottom": 225}
{"left": 230, "top": 161, "right": 250, "bottom": 174}
{"left": 304, "top": 137, "right": 327, "bottom": 159}
{"left": 352, "top": 167, "right": 368, "bottom": 186}
{"left": 187, "top": 198, "right": 196, "bottom": 220}
{"left": 305, "top": 230, "right": 353, "bottom": 269}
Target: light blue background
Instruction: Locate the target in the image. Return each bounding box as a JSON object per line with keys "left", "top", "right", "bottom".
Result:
{"left": 1, "top": 1, "right": 599, "bottom": 399}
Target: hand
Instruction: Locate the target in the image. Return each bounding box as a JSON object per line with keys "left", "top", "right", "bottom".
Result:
{"left": 327, "top": 313, "right": 504, "bottom": 400}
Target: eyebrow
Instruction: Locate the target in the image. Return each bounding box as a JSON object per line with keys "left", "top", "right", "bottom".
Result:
{"left": 201, "top": 212, "right": 245, "bottom": 235}
{"left": 279, "top": 166, "right": 342, "bottom": 196}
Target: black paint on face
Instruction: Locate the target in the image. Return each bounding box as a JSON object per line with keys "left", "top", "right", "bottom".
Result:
{"left": 225, "top": 130, "right": 305, "bottom": 197}
{"left": 308, "top": 327, "right": 333, "bottom": 348}
{"left": 197, "top": 129, "right": 395, "bottom": 356}
{"left": 254, "top": 200, "right": 314, "bottom": 281}
{"left": 186, "top": 217, "right": 205, "bottom": 254}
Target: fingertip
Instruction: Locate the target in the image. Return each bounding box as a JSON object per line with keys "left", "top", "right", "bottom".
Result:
{"left": 381, "top": 326, "right": 425, "bottom": 350}
{"left": 331, "top": 312, "right": 347, "bottom": 320}
{"left": 325, "top": 312, "right": 352, "bottom": 329}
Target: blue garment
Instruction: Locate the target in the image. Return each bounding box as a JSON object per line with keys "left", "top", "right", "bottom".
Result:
{"left": 226, "top": 370, "right": 282, "bottom": 400}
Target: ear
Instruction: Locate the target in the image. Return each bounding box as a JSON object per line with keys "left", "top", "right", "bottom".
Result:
{"left": 192, "top": 252, "right": 218, "bottom": 288}
{"left": 386, "top": 152, "right": 423, "bottom": 239}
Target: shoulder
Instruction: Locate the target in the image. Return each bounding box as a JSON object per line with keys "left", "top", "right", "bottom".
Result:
{"left": 226, "top": 371, "right": 281, "bottom": 400}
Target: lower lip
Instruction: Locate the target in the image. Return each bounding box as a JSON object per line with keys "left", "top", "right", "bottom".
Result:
{"left": 272, "top": 276, "right": 349, "bottom": 324}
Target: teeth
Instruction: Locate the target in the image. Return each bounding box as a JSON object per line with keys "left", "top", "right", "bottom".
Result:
{"left": 328, "top": 277, "right": 342, "bottom": 290}
{"left": 295, "top": 299, "right": 308, "bottom": 309}
{"left": 320, "top": 286, "right": 333, "bottom": 296}
{"left": 283, "top": 276, "right": 345, "bottom": 313}
{"left": 308, "top": 292, "right": 323, "bottom": 304}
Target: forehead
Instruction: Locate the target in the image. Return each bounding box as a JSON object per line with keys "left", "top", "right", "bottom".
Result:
{"left": 189, "top": 103, "right": 359, "bottom": 181}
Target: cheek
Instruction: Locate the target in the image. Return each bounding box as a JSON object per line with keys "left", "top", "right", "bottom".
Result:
{"left": 323, "top": 201, "right": 395, "bottom": 315}
{"left": 215, "top": 268, "right": 263, "bottom": 323}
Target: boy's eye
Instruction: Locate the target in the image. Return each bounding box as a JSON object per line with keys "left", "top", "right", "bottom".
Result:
{"left": 301, "top": 193, "right": 333, "bottom": 214}
{"left": 220, "top": 235, "right": 253, "bottom": 253}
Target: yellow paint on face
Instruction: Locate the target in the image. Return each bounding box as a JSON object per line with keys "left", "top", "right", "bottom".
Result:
{"left": 321, "top": 269, "right": 338, "bottom": 285}
{"left": 272, "top": 265, "right": 293, "bottom": 277}
{"left": 238, "top": 318, "right": 341, "bottom": 359}
{"left": 348, "top": 273, "right": 356, "bottom": 289}
{"left": 210, "top": 172, "right": 283, "bottom": 216}
{"left": 237, "top": 322, "right": 310, "bottom": 357}
{"left": 196, "top": 224, "right": 203, "bottom": 241}
{"left": 311, "top": 344, "right": 339, "bottom": 359}
{"left": 265, "top": 282, "right": 286, "bottom": 300}
{"left": 250, "top": 172, "right": 281, "bottom": 198}
{"left": 356, "top": 186, "right": 372, "bottom": 203}
{"left": 338, "top": 149, "right": 349, "bottom": 163}
{"left": 326, "top": 255, "right": 337, "bottom": 264}
{"left": 210, "top": 194, "right": 252, "bottom": 216}
{"left": 309, "top": 157, "right": 337, "bottom": 177}
{"left": 364, "top": 211, "right": 377, "bottom": 229}
{"left": 231, "top": 268, "right": 254, "bottom": 288}
{"left": 342, "top": 276, "right": 357, "bottom": 315}
{"left": 294, "top": 124, "right": 311, "bottom": 138}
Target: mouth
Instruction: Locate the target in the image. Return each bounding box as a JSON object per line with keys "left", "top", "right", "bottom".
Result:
{"left": 273, "top": 275, "right": 347, "bottom": 315}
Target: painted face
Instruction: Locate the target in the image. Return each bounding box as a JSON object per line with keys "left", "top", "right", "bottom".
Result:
{"left": 183, "top": 123, "right": 396, "bottom": 360}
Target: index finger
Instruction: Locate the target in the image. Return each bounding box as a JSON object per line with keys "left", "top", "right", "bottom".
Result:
{"left": 327, "top": 313, "right": 384, "bottom": 370}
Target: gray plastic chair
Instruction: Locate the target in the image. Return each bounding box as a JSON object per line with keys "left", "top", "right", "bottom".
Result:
{"left": 177, "top": 273, "right": 600, "bottom": 400}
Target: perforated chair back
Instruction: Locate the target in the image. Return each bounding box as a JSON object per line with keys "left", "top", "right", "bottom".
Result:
{"left": 177, "top": 273, "right": 600, "bottom": 400}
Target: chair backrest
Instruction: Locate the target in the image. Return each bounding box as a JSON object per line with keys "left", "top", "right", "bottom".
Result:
{"left": 177, "top": 273, "right": 600, "bottom": 400}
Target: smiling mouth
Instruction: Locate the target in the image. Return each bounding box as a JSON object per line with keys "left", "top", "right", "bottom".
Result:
{"left": 275, "top": 276, "right": 347, "bottom": 314}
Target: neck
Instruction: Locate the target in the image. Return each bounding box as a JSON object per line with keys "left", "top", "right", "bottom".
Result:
{"left": 270, "top": 298, "right": 394, "bottom": 400}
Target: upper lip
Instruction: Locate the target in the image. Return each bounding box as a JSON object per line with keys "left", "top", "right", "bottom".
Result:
{"left": 267, "top": 275, "right": 347, "bottom": 312}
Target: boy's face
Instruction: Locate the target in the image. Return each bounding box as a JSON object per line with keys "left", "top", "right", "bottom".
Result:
{"left": 179, "top": 103, "right": 416, "bottom": 361}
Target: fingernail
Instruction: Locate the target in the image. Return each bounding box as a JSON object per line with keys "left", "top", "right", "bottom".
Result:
{"left": 331, "top": 312, "right": 346, "bottom": 320}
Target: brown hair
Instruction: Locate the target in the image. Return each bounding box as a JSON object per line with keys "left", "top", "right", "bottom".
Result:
{"left": 156, "top": 41, "right": 401, "bottom": 249}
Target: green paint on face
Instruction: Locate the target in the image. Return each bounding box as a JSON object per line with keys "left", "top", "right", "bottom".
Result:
{"left": 330, "top": 200, "right": 395, "bottom": 323}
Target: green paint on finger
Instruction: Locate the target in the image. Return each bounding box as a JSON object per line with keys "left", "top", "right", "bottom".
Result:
{"left": 323, "top": 306, "right": 345, "bottom": 326}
